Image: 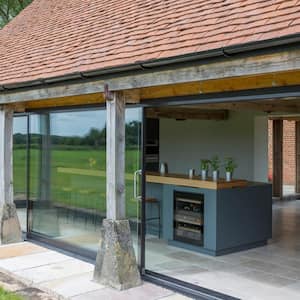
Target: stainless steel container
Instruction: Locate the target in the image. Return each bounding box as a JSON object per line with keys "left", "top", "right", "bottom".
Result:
{"left": 188, "top": 169, "right": 195, "bottom": 178}
{"left": 160, "top": 162, "right": 168, "bottom": 175}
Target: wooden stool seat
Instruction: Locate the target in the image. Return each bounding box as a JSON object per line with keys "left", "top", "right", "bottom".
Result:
{"left": 146, "top": 197, "right": 158, "bottom": 203}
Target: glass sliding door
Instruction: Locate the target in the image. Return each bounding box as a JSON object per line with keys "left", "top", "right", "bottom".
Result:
{"left": 13, "top": 115, "right": 29, "bottom": 232}
{"left": 28, "top": 109, "right": 107, "bottom": 255}
{"left": 26, "top": 107, "right": 143, "bottom": 259}
{"left": 124, "top": 108, "right": 143, "bottom": 257}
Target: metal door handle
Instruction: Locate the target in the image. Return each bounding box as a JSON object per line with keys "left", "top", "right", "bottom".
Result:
{"left": 134, "top": 169, "right": 142, "bottom": 200}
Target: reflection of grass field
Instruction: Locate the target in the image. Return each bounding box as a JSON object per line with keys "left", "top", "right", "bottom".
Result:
{"left": 13, "top": 148, "right": 140, "bottom": 218}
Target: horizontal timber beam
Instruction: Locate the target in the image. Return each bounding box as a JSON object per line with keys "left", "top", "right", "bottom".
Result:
{"left": 1, "top": 48, "right": 300, "bottom": 105}
{"left": 189, "top": 100, "right": 300, "bottom": 113}
{"left": 146, "top": 108, "right": 228, "bottom": 120}
{"left": 23, "top": 93, "right": 105, "bottom": 110}
{"left": 269, "top": 116, "right": 300, "bottom": 121}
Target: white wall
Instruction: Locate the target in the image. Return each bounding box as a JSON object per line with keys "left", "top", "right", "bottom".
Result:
{"left": 159, "top": 111, "right": 268, "bottom": 181}
{"left": 254, "top": 116, "right": 269, "bottom": 183}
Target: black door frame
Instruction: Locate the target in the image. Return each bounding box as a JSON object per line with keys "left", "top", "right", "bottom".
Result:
{"left": 138, "top": 85, "right": 300, "bottom": 299}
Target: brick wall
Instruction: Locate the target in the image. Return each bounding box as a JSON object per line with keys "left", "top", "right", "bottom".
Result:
{"left": 268, "top": 120, "right": 296, "bottom": 185}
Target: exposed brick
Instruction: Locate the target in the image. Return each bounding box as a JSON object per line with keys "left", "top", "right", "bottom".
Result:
{"left": 268, "top": 120, "right": 296, "bottom": 185}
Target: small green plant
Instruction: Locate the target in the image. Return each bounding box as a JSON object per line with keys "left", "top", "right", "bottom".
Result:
{"left": 0, "top": 287, "right": 24, "bottom": 300}
{"left": 200, "top": 159, "right": 211, "bottom": 171}
{"left": 224, "top": 157, "right": 237, "bottom": 173}
{"left": 211, "top": 155, "right": 220, "bottom": 171}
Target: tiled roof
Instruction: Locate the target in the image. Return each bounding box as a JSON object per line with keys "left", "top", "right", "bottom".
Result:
{"left": 0, "top": 0, "right": 300, "bottom": 87}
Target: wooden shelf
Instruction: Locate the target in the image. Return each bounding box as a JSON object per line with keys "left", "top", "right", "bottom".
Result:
{"left": 146, "top": 172, "right": 248, "bottom": 190}
{"left": 175, "top": 217, "right": 203, "bottom": 226}
{"left": 177, "top": 225, "right": 202, "bottom": 233}
{"left": 176, "top": 197, "right": 202, "bottom": 204}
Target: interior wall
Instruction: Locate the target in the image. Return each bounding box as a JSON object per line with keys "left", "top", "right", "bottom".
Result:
{"left": 254, "top": 116, "right": 269, "bottom": 183}
{"left": 159, "top": 111, "right": 268, "bottom": 181}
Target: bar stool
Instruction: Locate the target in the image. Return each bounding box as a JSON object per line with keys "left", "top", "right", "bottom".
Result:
{"left": 146, "top": 197, "right": 161, "bottom": 238}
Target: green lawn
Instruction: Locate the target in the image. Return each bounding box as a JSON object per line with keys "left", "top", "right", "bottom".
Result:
{"left": 13, "top": 148, "right": 141, "bottom": 218}
{"left": 0, "top": 287, "right": 23, "bottom": 300}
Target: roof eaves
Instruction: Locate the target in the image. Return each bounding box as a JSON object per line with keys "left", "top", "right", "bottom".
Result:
{"left": 1, "top": 33, "right": 300, "bottom": 93}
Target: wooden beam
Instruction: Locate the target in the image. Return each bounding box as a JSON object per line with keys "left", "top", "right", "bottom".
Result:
{"left": 23, "top": 93, "right": 105, "bottom": 110}
{"left": 0, "top": 106, "right": 14, "bottom": 204}
{"left": 270, "top": 116, "right": 300, "bottom": 121}
{"left": 272, "top": 120, "right": 283, "bottom": 198}
{"left": 123, "top": 89, "right": 140, "bottom": 103}
{"left": 106, "top": 92, "right": 126, "bottom": 220}
{"left": 4, "top": 69, "right": 300, "bottom": 110}
{"left": 146, "top": 107, "right": 228, "bottom": 120}
{"left": 1, "top": 49, "right": 300, "bottom": 104}
{"left": 187, "top": 99, "right": 300, "bottom": 114}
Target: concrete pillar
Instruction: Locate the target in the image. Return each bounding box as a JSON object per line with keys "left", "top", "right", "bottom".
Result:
{"left": 0, "top": 106, "right": 22, "bottom": 244}
{"left": 93, "top": 92, "right": 141, "bottom": 290}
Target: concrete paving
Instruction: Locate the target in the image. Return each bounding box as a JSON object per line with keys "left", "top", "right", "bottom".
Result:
{"left": 0, "top": 242, "right": 190, "bottom": 300}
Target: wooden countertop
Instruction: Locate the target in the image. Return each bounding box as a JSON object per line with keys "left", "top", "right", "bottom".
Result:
{"left": 146, "top": 172, "right": 248, "bottom": 190}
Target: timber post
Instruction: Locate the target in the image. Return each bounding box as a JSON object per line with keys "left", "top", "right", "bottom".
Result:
{"left": 0, "top": 105, "right": 22, "bottom": 244}
{"left": 272, "top": 120, "right": 283, "bottom": 198}
{"left": 93, "top": 91, "right": 141, "bottom": 290}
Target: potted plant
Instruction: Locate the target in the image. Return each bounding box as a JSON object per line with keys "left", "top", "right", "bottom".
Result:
{"left": 224, "top": 157, "right": 237, "bottom": 181}
{"left": 211, "top": 155, "right": 220, "bottom": 181}
{"left": 200, "top": 159, "right": 210, "bottom": 180}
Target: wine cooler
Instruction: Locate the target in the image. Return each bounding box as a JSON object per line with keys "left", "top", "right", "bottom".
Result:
{"left": 174, "top": 191, "right": 204, "bottom": 246}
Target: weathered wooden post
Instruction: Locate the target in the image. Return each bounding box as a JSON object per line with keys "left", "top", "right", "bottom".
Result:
{"left": 93, "top": 91, "right": 141, "bottom": 290}
{"left": 0, "top": 106, "right": 22, "bottom": 244}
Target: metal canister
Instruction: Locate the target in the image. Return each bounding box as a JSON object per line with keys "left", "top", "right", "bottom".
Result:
{"left": 160, "top": 162, "right": 168, "bottom": 175}
{"left": 189, "top": 169, "right": 195, "bottom": 178}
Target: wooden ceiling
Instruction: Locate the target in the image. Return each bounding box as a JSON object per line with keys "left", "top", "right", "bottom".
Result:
{"left": 145, "top": 98, "right": 300, "bottom": 120}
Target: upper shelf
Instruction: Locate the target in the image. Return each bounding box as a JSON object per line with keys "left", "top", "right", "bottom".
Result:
{"left": 146, "top": 172, "right": 248, "bottom": 190}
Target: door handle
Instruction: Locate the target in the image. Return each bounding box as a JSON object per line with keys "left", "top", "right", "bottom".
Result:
{"left": 134, "top": 169, "right": 142, "bottom": 200}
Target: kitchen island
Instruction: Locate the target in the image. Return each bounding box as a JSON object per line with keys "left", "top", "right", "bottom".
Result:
{"left": 145, "top": 172, "right": 272, "bottom": 256}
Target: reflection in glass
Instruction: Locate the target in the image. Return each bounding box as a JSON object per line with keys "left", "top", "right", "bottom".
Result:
{"left": 13, "top": 116, "right": 28, "bottom": 231}
{"left": 28, "top": 108, "right": 142, "bottom": 256}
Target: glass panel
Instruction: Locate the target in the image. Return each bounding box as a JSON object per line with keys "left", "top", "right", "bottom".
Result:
{"left": 125, "top": 108, "right": 142, "bottom": 256}
{"left": 13, "top": 116, "right": 28, "bottom": 231}
{"left": 28, "top": 107, "right": 142, "bottom": 257}
{"left": 29, "top": 110, "right": 106, "bottom": 253}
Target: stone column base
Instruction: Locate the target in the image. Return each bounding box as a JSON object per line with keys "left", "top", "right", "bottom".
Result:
{"left": 0, "top": 203, "right": 22, "bottom": 245}
{"left": 93, "top": 219, "right": 142, "bottom": 290}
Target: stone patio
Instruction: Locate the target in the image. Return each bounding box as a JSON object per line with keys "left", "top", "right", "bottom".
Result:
{"left": 0, "top": 242, "right": 190, "bottom": 300}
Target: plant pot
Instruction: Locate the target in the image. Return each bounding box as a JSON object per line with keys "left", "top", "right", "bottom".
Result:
{"left": 201, "top": 169, "right": 208, "bottom": 180}
{"left": 212, "top": 170, "right": 219, "bottom": 181}
{"left": 226, "top": 171, "right": 232, "bottom": 182}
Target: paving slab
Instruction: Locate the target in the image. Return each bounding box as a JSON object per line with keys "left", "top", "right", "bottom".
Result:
{"left": 15, "top": 259, "right": 94, "bottom": 284}
{"left": 41, "top": 272, "right": 105, "bottom": 298}
{"left": 71, "top": 282, "right": 174, "bottom": 300}
{"left": 0, "top": 242, "right": 46, "bottom": 259}
{"left": 0, "top": 250, "right": 72, "bottom": 272}
{"left": 162, "top": 295, "right": 191, "bottom": 300}
{"left": 0, "top": 271, "right": 58, "bottom": 300}
{"left": 0, "top": 242, "right": 190, "bottom": 300}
